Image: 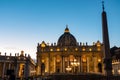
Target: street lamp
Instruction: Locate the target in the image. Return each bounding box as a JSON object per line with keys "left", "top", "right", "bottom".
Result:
{"left": 71, "top": 59, "right": 79, "bottom": 73}
{"left": 66, "top": 66, "right": 72, "bottom": 72}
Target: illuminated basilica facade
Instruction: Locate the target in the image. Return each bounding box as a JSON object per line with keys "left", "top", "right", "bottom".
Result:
{"left": 36, "top": 26, "right": 104, "bottom": 75}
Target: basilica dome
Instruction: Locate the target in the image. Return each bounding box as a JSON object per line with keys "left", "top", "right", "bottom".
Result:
{"left": 57, "top": 26, "right": 77, "bottom": 46}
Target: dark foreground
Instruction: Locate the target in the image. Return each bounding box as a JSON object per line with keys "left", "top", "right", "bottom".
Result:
{"left": 1, "top": 73, "right": 120, "bottom": 80}
{"left": 47, "top": 73, "right": 120, "bottom": 80}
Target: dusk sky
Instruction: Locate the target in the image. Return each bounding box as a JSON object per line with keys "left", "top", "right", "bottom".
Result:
{"left": 0, "top": 0, "right": 120, "bottom": 59}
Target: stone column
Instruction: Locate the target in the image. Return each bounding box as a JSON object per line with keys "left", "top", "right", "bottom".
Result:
{"left": 24, "top": 63, "right": 26, "bottom": 78}
{"left": 14, "top": 59, "right": 18, "bottom": 79}
{"left": 54, "top": 57, "right": 56, "bottom": 73}
{"left": 80, "top": 57, "right": 83, "bottom": 72}
{"left": 36, "top": 55, "right": 41, "bottom": 75}
{"left": 93, "top": 57, "right": 95, "bottom": 72}
{"left": 8, "top": 63, "right": 11, "bottom": 69}
{"left": 78, "top": 56, "right": 81, "bottom": 72}
{"left": 63, "top": 57, "right": 65, "bottom": 73}
{"left": 48, "top": 53, "right": 50, "bottom": 74}
{"left": 87, "top": 57, "right": 89, "bottom": 72}
{"left": 93, "top": 57, "right": 97, "bottom": 72}
{"left": 47, "top": 57, "right": 50, "bottom": 74}
{"left": 15, "top": 64, "right": 17, "bottom": 78}
{"left": 61, "top": 56, "right": 63, "bottom": 73}
{"left": 24, "top": 60, "right": 30, "bottom": 79}
{"left": 16, "top": 63, "right": 20, "bottom": 78}
{"left": 2, "top": 62, "right": 6, "bottom": 79}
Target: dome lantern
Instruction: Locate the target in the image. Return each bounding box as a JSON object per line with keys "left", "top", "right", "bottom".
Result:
{"left": 64, "top": 25, "right": 69, "bottom": 33}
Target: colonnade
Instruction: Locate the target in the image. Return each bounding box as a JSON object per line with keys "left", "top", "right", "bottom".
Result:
{"left": 46, "top": 55, "right": 99, "bottom": 74}
{"left": 0, "top": 62, "right": 14, "bottom": 78}
{"left": 0, "top": 60, "right": 30, "bottom": 79}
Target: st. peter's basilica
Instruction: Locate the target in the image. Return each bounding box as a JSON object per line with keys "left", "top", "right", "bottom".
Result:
{"left": 36, "top": 26, "right": 104, "bottom": 75}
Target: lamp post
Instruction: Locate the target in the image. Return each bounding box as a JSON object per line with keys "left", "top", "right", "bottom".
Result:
{"left": 71, "top": 59, "right": 80, "bottom": 73}
{"left": 66, "top": 66, "right": 72, "bottom": 73}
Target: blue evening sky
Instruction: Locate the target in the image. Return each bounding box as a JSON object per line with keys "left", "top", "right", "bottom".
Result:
{"left": 0, "top": 0, "right": 120, "bottom": 59}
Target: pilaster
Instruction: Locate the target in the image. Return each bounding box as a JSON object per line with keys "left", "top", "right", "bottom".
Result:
{"left": 2, "top": 62, "right": 6, "bottom": 79}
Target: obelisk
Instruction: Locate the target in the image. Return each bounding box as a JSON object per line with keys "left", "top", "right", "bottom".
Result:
{"left": 102, "top": 1, "right": 112, "bottom": 76}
